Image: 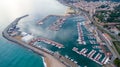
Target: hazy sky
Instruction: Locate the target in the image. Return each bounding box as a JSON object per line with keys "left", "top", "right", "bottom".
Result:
{"left": 0, "top": 0, "right": 67, "bottom": 30}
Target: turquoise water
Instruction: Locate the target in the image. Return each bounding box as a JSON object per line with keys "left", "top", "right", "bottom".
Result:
{"left": 0, "top": 37, "right": 45, "bottom": 67}
{"left": 0, "top": 0, "right": 67, "bottom": 67}
{"left": 0, "top": 0, "right": 110, "bottom": 66}
{"left": 19, "top": 14, "right": 104, "bottom": 67}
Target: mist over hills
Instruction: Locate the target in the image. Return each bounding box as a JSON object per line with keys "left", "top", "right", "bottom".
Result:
{"left": 84, "top": 0, "right": 120, "bottom": 2}
{"left": 63, "top": 0, "right": 120, "bottom": 2}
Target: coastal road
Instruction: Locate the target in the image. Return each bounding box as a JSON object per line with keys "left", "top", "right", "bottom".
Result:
{"left": 2, "top": 14, "right": 79, "bottom": 67}
{"left": 97, "top": 30, "right": 120, "bottom": 60}
{"left": 84, "top": 10, "right": 120, "bottom": 59}
{"left": 72, "top": 6, "right": 120, "bottom": 60}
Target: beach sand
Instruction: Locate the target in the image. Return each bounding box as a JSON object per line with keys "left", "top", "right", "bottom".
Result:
{"left": 44, "top": 54, "right": 66, "bottom": 67}
{"left": 2, "top": 14, "right": 67, "bottom": 67}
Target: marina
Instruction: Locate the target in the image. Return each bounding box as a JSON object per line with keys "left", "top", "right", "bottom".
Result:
{"left": 21, "top": 14, "right": 112, "bottom": 67}
{"left": 29, "top": 37, "right": 64, "bottom": 49}
{"left": 101, "top": 56, "right": 109, "bottom": 64}
{"left": 73, "top": 47, "right": 101, "bottom": 64}
{"left": 77, "top": 22, "right": 86, "bottom": 45}
{"left": 72, "top": 45, "right": 110, "bottom": 66}
{"left": 38, "top": 15, "right": 60, "bottom": 25}
{"left": 5, "top": 13, "right": 112, "bottom": 67}
{"left": 94, "top": 53, "right": 102, "bottom": 61}
{"left": 49, "top": 17, "right": 67, "bottom": 31}
{"left": 2, "top": 3, "right": 113, "bottom": 67}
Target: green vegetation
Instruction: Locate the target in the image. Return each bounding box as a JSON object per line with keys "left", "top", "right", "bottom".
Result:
{"left": 94, "top": 5, "right": 120, "bottom": 39}
{"left": 95, "top": 11, "right": 109, "bottom": 22}
{"left": 114, "top": 58, "right": 120, "bottom": 67}
{"left": 118, "top": 33, "right": 120, "bottom": 36}
{"left": 113, "top": 41, "right": 120, "bottom": 67}
{"left": 94, "top": 22, "right": 116, "bottom": 39}
{"left": 95, "top": 12, "right": 104, "bottom": 22}
{"left": 95, "top": 5, "right": 120, "bottom": 23}
{"left": 103, "top": 25, "right": 108, "bottom": 28}
{"left": 113, "top": 41, "right": 120, "bottom": 54}
{"left": 114, "top": 5, "right": 120, "bottom": 11}
{"left": 107, "top": 11, "right": 120, "bottom": 22}
{"left": 116, "top": 25, "right": 120, "bottom": 30}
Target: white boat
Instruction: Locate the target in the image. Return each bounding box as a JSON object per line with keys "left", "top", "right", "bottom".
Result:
{"left": 83, "top": 41, "right": 86, "bottom": 45}
{"left": 65, "top": 55, "right": 68, "bottom": 58}
{"left": 74, "top": 61, "right": 78, "bottom": 63}
{"left": 71, "top": 59, "right": 74, "bottom": 61}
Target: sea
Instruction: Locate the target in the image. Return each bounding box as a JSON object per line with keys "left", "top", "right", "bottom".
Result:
{"left": 0, "top": 0, "right": 116, "bottom": 67}
{"left": 18, "top": 14, "right": 103, "bottom": 67}
{"left": 0, "top": 0, "right": 67, "bottom": 67}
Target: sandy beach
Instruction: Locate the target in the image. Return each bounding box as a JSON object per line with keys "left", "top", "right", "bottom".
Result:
{"left": 44, "top": 54, "right": 66, "bottom": 67}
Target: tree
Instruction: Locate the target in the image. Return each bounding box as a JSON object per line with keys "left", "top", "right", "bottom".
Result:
{"left": 103, "top": 25, "right": 108, "bottom": 28}
{"left": 118, "top": 33, "right": 120, "bottom": 36}
{"left": 114, "top": 58, "right": 120, "bottom": 67}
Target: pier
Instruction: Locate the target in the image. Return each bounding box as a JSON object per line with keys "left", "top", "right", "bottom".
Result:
{"left": 72, "top": 47, "right": 104, "bottom": 65}
{"left": 2, "top": 15, "right": 79, "bottom": 67}
{"left": 49, "top": 17, "right": 66, "bottom": 31}
{"left": 38, "top": 15, "right": 54, "bottom": 25}
{"left": 77, "top": 22, "right": 86, "bottom": 45}
{"left": 29, "top": 37, "right": 64, "bottom": 49}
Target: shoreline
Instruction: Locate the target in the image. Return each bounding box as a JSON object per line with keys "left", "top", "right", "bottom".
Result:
{"left": 42, "top": 57, "right": 47, "bottom": 67}
{"left": 2, "top": 15, "right": 68, "bottom": 67}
